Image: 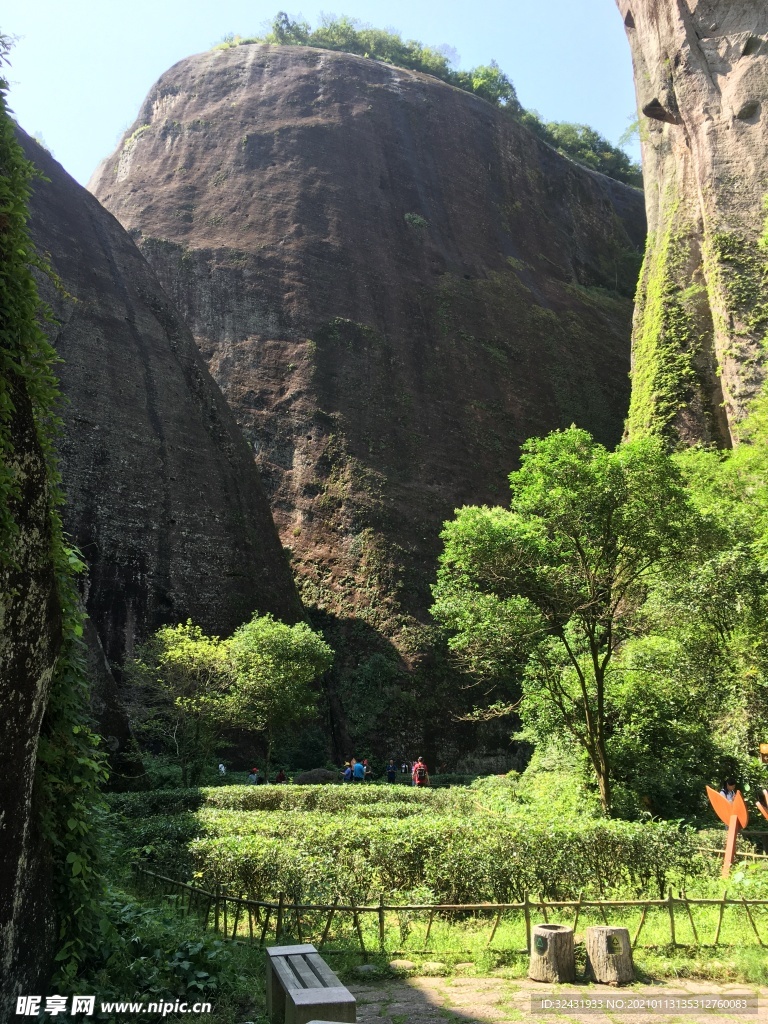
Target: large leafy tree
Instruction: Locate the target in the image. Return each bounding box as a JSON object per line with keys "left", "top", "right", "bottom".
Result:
{"left": 127, "top": 615, "right": 333, "bottom": 782}
{"left": 432, "top": 428, "right": 702, "bottom": 814}
{"left": 228, "top": 614, "right": 333, "bottom": 773}
{"left": 127, "top": 622, "right": 231, "bottom": 786}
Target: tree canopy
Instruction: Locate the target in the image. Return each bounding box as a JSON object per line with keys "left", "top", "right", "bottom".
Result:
{"left": 228, "top": 615, "right": 334, "bottom": 771}
{"left": 432, "top": 427, "right": 703, "bottom": 814}
{"left": 127, "top": 614, "right": 333, "bottom": 782}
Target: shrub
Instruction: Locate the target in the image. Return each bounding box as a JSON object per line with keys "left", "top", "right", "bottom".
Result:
{"left": 187, "top": 814, "right": 702, "bottom": 903}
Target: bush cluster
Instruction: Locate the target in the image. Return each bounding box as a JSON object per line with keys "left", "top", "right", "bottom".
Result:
{"left": 188, "top": 815, "right": 699, "bottom": 904}
{"left": 216, "top": 14, "right": 640, "bottom": 187}
{"left": 120, "top": 797, "right": 701, "bottom": 906}
{"left": 109, "top": 784, "right": 471, "bottom": 817}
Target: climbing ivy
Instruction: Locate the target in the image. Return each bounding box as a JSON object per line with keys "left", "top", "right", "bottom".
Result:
{"left": 0, "top": 38, "right": 111, "bottom": 982}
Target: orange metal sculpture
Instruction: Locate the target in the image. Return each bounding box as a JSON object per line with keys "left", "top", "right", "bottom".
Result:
{"left": 706, "top": 786, "right": 748, "bottom": 877}
{"left": 757, "top": 790, "right": 768, "bottom": 822}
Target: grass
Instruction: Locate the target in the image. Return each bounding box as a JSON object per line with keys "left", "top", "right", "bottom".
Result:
{"left": 132, "top": 868, "right": 768, "bottom": 978}
{"left": 89, "top": 776, "right": 768, "bottom": 1021}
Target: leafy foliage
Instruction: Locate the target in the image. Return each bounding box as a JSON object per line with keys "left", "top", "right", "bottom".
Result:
{"left": 228, "top": 614, "right": 333, "bottom": 771}
{"left": 126, "top": 622, "right": 231, "bottom": 786}
{"left": 224, "top": 13, "right": 521, "bottom": 114}
{"left": 124, "top": 800, "right": 701, "bottom": 903}
{"left": 432, "top": 427, "right": 702, "bottom": 813}
{"left": 126, "top": 614, "right": 333, "bottom": 782}
{"left": 520, "top": 113, "right": 643, "bottom": 187}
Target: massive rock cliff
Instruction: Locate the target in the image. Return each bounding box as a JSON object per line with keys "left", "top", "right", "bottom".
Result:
{"left": 616, "top": 0, "right": 768, "bottom": 444}
{"left": 20, "top": 129, "right": 303, "bottom": 685}
{"left": 0, "top": 377, "right": 60, "bottom": 1011}
{"left": 90, "top": 44, "right": 645, "bottom": 759}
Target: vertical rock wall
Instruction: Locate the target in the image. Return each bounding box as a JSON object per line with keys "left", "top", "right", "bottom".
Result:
{"left": 0, "top": 380, "right": 60, "bottom": 1012}
{"left": 89, "top": 44, "right": 645, "bottom": 758}
{"left": 617, "top": 0, "right": 768, "bottom": 444}
{"left": 18, "top": 130, "right": 304, "bottom": 676}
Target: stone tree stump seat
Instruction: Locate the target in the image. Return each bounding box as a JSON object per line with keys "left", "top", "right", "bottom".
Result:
{"left": 528, "top": 923, "right": 575, "bottom": 982}
{"left": 585, "top": 926, "right": 634, "bottom": 984}
{"left": 266, "top": 943, "right": 356, "bottom": 1024}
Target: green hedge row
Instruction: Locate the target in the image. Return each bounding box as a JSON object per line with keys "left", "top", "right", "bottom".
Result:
{"left": 109, "top": 784, "right": 472, "bottom": 818}
{"left": 186, "top": 816, "right": 701, "bottom": 904}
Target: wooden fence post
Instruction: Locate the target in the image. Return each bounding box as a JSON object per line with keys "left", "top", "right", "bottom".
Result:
{"left": 631, "top": 904, "right": 648, "bottom": 949}
{"left": 667, "top": 888, "right": 676, "bottom": 946}
{"left": 572, "top": 892, "right": 583, "bottom": 935}
{"left": 276, "top": 893, "right": 285, "bottom": 942}
{"left": 423, "top": 909, "right": 435, "bottom": 950}
{"left": 713, "top": 890, "right": 727, "bottom": 945}
{"left": 320, "top": 897, "right": 339, "bottom": 950}
{"left": 259, "top": 906, "right": 272, "bottom": 946}
{"left": 524, "top": 892, "right": 532, "bottom": 952}
{"left": 682, "top": 892, "right": 699, "bottom": 945}
{"left": 487, "top": 910, "right": 502, "bottom": 948}
{"left": 742, "top": 898, "right": 765, "bottom": 948}
{"left": 352, "top": 900, "right": 366, "bottom": 959}
{"left": 378, "top": 894, "right": 385, "bottom": 952}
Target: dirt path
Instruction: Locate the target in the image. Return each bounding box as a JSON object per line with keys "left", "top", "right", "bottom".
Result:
{"left": 350, "top": 977, "right": 767, "bottom": 1024}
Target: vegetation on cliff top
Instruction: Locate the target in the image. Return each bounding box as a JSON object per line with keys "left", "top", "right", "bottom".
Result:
{"left": 216, "top": 13, "right": 642, "bottom": 187}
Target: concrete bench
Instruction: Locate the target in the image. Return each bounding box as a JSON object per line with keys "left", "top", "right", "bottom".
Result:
{"left": 266, "top": 943, "right": 356, "bottom": 1024}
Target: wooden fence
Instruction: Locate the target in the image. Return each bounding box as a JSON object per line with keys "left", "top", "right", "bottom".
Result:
{"left": 132, "top": 865, "right": 768, "bottom": 955}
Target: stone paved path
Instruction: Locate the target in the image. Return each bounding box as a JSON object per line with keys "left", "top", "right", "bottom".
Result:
{"left": 349, "top": 977, "right": 767, "bottom": 1024}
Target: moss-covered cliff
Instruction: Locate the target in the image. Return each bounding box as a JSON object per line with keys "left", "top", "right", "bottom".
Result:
{"left": 617, "top": 0, "right": 768, "bottom": 445}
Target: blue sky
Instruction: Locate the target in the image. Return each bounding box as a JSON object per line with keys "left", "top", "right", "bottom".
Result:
{"left": 4, "top": 0, "right": 639, "bottom": 186}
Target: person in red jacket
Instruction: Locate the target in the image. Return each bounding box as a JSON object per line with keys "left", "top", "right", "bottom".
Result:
{"left": 412, "top": 757, "right": 429, "bottom": 787}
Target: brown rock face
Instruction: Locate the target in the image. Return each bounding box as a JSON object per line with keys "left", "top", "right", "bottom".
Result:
{"left": 90, "top": 44, "right": 645, "bottom": 757}
{"left": 617, "top": 0, "right": 768, "bottom": 443}
{"left": 0, "top": 379, "right": 60, "bottom": 1009}
{"left": 18, "top": 129, "right": 303, "bottom": 679}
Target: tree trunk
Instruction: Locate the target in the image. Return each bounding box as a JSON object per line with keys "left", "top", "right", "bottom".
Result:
{"left": 585, "top": 926, "right": 634, "bottom": 985}
{"left": 528, "top": 924, "right": 575, "bottom": 982}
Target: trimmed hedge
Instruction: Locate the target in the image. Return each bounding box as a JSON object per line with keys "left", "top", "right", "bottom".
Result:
{"left": 108, "top": 789, "right": 206, "bottom": 818}
{"left": 187, "top": 815, "right": 700, "bottom": 904}
{"left": 109, "top": 784, "right": 471, "bottom": 818}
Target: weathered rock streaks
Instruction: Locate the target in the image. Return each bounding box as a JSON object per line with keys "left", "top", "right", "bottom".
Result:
{"left": 90, "top": 43, "right": 645, "bottom": 753}
{"left": 19, "top": 130, "right": 303, "bottom": 682}
{"left": 617, "top": 0, "right": 768, "bottom": 443}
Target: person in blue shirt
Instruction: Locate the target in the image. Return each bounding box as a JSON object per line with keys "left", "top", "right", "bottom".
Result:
{"left": 386, "top": 759, "right": 397, "bottom": 783}
{"left": 352, "top": 757, "right": 366, "bottom": 782}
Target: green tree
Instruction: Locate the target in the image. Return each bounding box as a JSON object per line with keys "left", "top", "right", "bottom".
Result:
{"left": 454, "top": 61, "right": 521, "bottom": 111}
{"left": 520, "top": 113, "right": 642, "bottom": 188}
{"left": 271, "top": 11, "right": 310, "bottom": 45}
{"left": 432, "top": 427, "right": 701, "bottom": 814}
{"left": 228, "top": 614, "right": 333, "bottom": 774}
{"left": 127, "top": 622, "right": 230, "bottom": 786}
